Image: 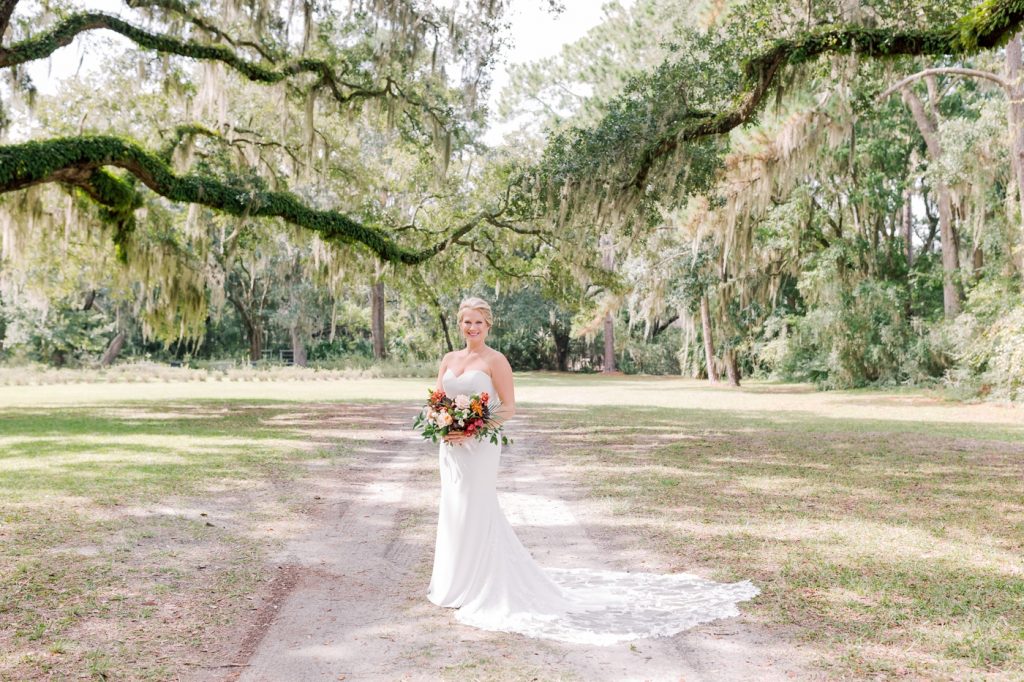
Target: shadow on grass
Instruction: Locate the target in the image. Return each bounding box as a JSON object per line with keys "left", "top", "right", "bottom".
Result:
{"left": 0, "top": 400, "right": 424, "bottom": 681}
{"left": 528, "top": 403, "right": 1024, "bottom": 440}
{"left": 529, "top": 403, "right": 1024, "bottom": 678}
{"left": 0, "top": 402, "right": 418, "bottom": 504}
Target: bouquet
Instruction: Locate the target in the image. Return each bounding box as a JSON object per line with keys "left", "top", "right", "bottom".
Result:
{"left": 413, "top": 388, "right": 511, "bottom": 446}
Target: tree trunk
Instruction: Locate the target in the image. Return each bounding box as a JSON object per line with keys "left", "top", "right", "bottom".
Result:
{"left": 936, "top": 185, "right": 963, "bottom": 317}
{"left": 100, "top": 331, "right": 126, "bottom": 367}
{"left": 602, "top": 311, "right": 615, "bottom": 373}
{"left": 902, "top": 87, "right": 962, "bottom": 317}
{"left": 700, "top": 295, "right": 718, "bottom": 383}
{"left": 903, "top": 187, "right": 914, "bottom": 268}
{"left": 599, "top": 233, "right": 617, "bottom": 373}
{"left": 724, "top": 348, "right": 741, "bottom": 387}
{"left": 229, "top": 297, "right": 262, "bottom": 363}
{"left": 426, "top": 290, "right": 454, "bottom": 354}
{"left": 1007, "top": 34, "right": 1024, "bottom": 272}
{"left": 290, "top": 325, "right": 307, "bottom": 366}
{"left": 234, "top": 304, "right": 262, "bottom": 362}
{"left": 438, "top": 310, "right": 454, "bottom": 353}
{"left": 552, "top": 324, "right": 570, "bottom": 372}
{"left": 329, "top": 297, "right": 337, "bottom": 343}
{"left": 371, "top": 278, "right": 386, "bottom": 360}
{"left": 248, "top": 323, "right": 263, "bottom": 362}
{"left": 226, "top": 279, "right": 264, "bottom": 363}
{"left": 651, "top": 315, "right": 680, "bottom": 338}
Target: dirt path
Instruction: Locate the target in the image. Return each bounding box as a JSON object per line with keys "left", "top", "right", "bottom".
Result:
{"left": 235, "top": 415, "right": 815, "bottom": 681}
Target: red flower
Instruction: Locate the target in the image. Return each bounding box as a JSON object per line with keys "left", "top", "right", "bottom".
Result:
{"left": 480, "top": 392, "right": 490, "bottom": 403}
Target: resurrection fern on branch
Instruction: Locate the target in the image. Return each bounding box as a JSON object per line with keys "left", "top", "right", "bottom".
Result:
{"left": 531, "top": 0, "right": 1024, "bottom": 219}
{"left": 0, "top": 136, "right": 488, "bottom": 264}
{"left": 0, "top": 11, "right": 453, "bottom": 125}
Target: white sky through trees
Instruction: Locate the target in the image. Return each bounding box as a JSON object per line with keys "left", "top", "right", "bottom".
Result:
{"left": 483, "top": 0, "right": 613, "bottom": 145}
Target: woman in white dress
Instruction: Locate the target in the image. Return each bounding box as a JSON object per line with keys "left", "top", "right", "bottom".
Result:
{"left": 427, "top": 297, "right": 759, "bottom": 645}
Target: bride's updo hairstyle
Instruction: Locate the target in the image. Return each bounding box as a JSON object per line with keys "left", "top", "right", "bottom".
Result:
{"left": 458, "top": 297, "right": 493, "bottom": 328}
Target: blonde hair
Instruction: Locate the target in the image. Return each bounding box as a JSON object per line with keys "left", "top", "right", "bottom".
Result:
{"left": 457, "top": 297, "right": 493, "bottom": 327}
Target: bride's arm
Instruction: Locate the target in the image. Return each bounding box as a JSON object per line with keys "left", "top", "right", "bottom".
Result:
{"left": 489, "top": 354, "right": 516, "bottom": 424}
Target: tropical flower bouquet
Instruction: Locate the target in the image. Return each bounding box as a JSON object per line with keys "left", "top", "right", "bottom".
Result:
{"left": 413, "top": 388, "right": 511, "bottom": 446}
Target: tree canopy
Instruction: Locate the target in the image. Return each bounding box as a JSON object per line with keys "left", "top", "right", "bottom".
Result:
{"left": 3, "top": 0, "right": 1023, "bottom": 260}
{"left": 2, "top": 0, "right": 1023, "bottom": 399}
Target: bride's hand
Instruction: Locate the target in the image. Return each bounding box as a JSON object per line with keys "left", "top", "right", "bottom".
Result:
{"left": 443, "top": 431, "right": 470, "bottom": 445}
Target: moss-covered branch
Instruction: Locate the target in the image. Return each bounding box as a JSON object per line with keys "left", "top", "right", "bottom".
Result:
{"left": 0, "top": 136, "right": 480, "bottom": 264}
{"left": 622, "top": 0, "right": 1024, "bottom": 191}
{"left": 0, "top": 12, "right": 449, "bottom": 122}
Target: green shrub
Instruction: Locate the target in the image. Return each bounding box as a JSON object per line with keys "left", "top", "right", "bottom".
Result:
{"left": 779, "top": 279, "right": 917, "bottom": 389}
{"left": 619, "top": 327, "right": 682, "bottom": 375}
{"left": 947, "top": 279, "right": 1024, "bottom": 401}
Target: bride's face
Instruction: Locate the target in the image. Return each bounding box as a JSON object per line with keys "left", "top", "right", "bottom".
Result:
{"left": 460, "top": 309, "right": 490, "bottom": 344}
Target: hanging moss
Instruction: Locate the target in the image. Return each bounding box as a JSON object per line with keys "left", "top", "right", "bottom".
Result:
{"left": 532, "top": 0, "right": 1024, "bottom": 236}
{"left": 0, "top": 12, "right": 450, "bottom": 125}
{"left": 124, "top": 0, "right": 284, "bottom": 63}
{"left": 158, "top": 124, "right": 219, "bottom": 161}
{"left": 648, "top": 4, "right": 1024, "bottom": 187}
{"left": 86, "top": 169, "right": 144, "bottom": 262}
{"left": 0, "top": 136, "right": 479, "bottom": 264}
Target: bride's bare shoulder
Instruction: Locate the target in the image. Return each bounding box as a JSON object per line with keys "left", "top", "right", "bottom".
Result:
{"left": 484, "top": 347, "right": 512, "bottom": 370}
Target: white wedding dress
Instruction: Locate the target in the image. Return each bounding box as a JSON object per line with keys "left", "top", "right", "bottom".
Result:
{"left": 427, "top": 369, "right": 759, "bottom": 645}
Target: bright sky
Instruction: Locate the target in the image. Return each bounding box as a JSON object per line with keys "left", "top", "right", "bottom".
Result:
{"left": 26, "top": 0, "right": 614, "bottom": 145}
{"left": 483, "top": 0, "right": 613, "bottom": 145}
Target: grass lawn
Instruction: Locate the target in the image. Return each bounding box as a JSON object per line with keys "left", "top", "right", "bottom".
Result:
{"left": 0, "top": 401, "right": 368, "bottom": 680}
{"left": 1, "top": 372, "right": 1021, "bottom": 680}
{"left": 529, "top": 400, "right": 1024, "bottom": 679}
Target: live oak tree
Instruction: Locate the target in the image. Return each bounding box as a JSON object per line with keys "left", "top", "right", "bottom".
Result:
{"left": 4, "top": 0, "right": 1022, "bottom": 258}
{"left": 503, "top": 0, "right": 1024, "bottom": 386}
{"left": 3, "top": 0, "right": 1024, "bottom": 381}
{"left": 0, "top": 0, "right": 522, "bottom": 353}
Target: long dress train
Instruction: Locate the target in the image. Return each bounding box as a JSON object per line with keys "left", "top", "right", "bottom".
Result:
{"left": 427, "top": 369, "right": 759, "bottom": 645}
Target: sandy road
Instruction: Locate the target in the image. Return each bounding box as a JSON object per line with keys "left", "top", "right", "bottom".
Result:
{"left": 236, "top": 416, "right": 813, "bottom": 681}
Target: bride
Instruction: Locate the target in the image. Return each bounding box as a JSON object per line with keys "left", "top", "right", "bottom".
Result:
{"left": 427, "top": 297, "right": 759, "bottom": 645}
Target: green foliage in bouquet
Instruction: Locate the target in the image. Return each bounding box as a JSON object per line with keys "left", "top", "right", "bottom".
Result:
{"left": 413, "top": 388, "right": 511, "bottom": 446}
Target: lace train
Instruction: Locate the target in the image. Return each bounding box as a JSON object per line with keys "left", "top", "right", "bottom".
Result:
{"left": 455, "top": 568, "right": 760, "bottom": 645}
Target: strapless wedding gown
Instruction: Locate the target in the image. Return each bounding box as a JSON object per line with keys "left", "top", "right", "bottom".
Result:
{"left": 426, "top": 369, "right": 759, "bottom": 645}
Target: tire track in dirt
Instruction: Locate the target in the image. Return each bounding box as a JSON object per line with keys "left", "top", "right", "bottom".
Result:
{"left": 237, "top": 431, "right": 428, "bottom": 681}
